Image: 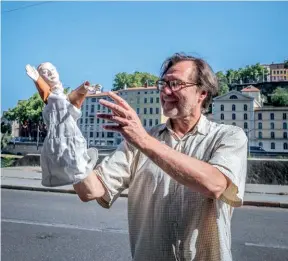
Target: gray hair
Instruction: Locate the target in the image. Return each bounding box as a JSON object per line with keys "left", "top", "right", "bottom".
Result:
{"left": 159, "top": 52, "right": 219, "bottom": 112}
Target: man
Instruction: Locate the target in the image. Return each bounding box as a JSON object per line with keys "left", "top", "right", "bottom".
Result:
{"left": 73, "top": 53, "right": 247, "bottom": 261}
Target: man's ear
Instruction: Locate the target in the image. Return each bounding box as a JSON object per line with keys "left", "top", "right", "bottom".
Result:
{"left": 199, "top": 90, "right": 207, "bottom": 102}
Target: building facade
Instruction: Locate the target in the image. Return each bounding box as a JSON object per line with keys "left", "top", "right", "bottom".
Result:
{"left": 78, "top": 86, "right": 167, "bottom": 147}
{"left": 270, "top": 63, "right": 288, "bottom": 82}
{"left": 213, "top": 86, "right": 288, "bottom": 152}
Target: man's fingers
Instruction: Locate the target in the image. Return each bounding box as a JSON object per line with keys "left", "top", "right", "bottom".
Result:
{"left": 97, "top": 113, "right": 129, "bottom": 126}
{"left": 99, "top": 99, "right": 129, "bottom": 118}
{"left": 107, "top": 91, "right": 131, "bottom": 110}
{"left": 102, "top": 125, "right": 122, "bottom": 132}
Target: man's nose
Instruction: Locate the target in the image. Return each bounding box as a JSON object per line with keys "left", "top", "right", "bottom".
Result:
{"left": 162, "top": 86, "right": 173, "bottom": 95}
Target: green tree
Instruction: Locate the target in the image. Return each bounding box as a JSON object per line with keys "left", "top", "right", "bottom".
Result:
{"left": 1, "top": 132, "right": 11, "bottom": 150}
{"left": 216, "top": 71, "right": 229, "bottom": 96}
{"left": 112, "top": 72, "right": 158, "bottom": 91}
{"left": 284, "top": 59, "right": 288, "bottom": 69}
{"left": 271, "top": 87, "right": 288, "bottom": 106}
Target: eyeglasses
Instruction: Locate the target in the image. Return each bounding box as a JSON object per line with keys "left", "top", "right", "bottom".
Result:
{"left": 156, "top": 79, "right": 198, "bottom": 92}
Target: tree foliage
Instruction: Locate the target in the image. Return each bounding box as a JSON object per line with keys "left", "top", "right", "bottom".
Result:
{"left": 271, "top": 87, "right": 288, "bottom": 106}
{"left": 216, "top": 71, "right": 229, "bottom": 96}
{"left": 216, "top": 63, "right": 269, "bottom": 86}
{"left": 112, "top": 72, "right": 158, "bottom": 91}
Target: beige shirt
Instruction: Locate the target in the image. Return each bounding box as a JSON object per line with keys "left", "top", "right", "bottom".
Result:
{"left": 95, "top": 114, "right": 248, "bottom": 261}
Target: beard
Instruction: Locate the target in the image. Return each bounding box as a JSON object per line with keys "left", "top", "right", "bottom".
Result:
{"left": 162, "top": 99, "right": 197, "bottom": 119}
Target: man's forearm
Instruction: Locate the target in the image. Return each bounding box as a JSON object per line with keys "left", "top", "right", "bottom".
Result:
{"left": 73, "top": 170, "right": 106, "bottom": 202}
{"left": 138, "top": 135, "right": 228, "bottom": 199}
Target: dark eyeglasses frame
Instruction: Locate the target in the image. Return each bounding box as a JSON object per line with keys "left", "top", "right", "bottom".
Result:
{"left": 156, "top": 79, "right": 198, "bottom": 92}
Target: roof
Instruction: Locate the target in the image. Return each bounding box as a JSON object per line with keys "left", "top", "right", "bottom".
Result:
{"left": 241, "top": 85, "right": 260, "bottom": 92}
{"left": 254, "top": 107, "right": 288, "bottom": 111}
{"left": 87, "top": 86, "right": 157, "bottom": 97}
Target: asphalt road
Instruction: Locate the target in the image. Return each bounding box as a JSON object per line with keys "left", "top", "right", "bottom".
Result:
{"left": 1, "top": 189, "right": 288, "bottom": 261}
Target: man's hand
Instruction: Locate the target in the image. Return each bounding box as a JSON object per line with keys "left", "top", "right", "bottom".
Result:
{"left": 97, "top": 91, "right": 150, "bottom": 149}
{"left": 25, "top": 64, "right": 39, "bottom": 82}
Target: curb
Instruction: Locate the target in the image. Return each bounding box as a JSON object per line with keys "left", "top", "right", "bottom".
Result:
{"left": 2, "top": 185, "right": 287, "bottom": 208}
{"left": 1, "top": 185, "right": 129, "bottom": 197}
{"left": 243, "top": 201, "right": 288, "bottom": 208}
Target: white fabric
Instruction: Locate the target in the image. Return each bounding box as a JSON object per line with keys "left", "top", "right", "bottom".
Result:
{"left": 41, "top": 92, "right": 98, "bottom": 187}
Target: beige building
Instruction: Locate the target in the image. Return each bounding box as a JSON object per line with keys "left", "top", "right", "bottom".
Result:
{"left": 213, "top": 86, "right": 288, "bottom": 152}
{"left": 270, "top": 63, "right": 288, "bottom": 82}
{"left": 78, "top": 86, "right": 167, "bottom": 147}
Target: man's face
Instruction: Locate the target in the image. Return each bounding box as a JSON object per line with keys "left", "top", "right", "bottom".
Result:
{"left": 160, "top": 61, "right": 205, "bottom": 119}
{"left": 38, "top": 63, "right": 60, "bottom": 85}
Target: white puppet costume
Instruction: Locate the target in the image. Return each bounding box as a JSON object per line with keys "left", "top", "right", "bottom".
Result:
{"left": 25, "top": 62, "right": 98, "bottom": 187}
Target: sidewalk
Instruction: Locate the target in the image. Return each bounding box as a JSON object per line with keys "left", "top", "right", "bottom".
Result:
{"left": 1, "top": 166, "right": 288, "bottom": 208}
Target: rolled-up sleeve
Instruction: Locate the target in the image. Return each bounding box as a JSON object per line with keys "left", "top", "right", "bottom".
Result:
{"left": 94, "top": 141, "right": 136, "bottom": 209}
{"left": 208, "top": 127, "right": 248, "bottom": 207}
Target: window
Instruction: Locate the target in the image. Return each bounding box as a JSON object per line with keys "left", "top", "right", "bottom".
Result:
{"left": 271, "top": 122, "right": 274, "bottom": 129}
{"left": 144, "top": 98, "right": 147, "bottom": 103}
{"left": 156, "top": 97, "right": 160, "bottom": 103}
{"left": 85, "top": 119, "right": 88, "bottom": 124}
{"left": 221, "top": 114, "right": 224, "bottom": 120}
{"left": 89, "top": 132, "right": 93, "bottom": 138}
{"left": 271, "top": 132, "right": 275, "bottom": 139}
{"left": 90, "top": 118, "right": 94, "bottom": 124}
{"left": 259, "top": 142, "right": 263, "bottom": 147}
{"left": 86, "top": 105, "right": 89, "bottom": 110}
{"left": 221, "top": 105, "right": 224, "bottom": 111}
{"left": 244, "top": 113, "right": 248, "bottom": 120}
{"left": 284, "top": 132, "right": 287, "bottom": 139}
{"left": 144, "top": 119, "right": 147, "bottom": 126}
{"left": 155, "top": 119, "right": 159, "bottom": 125}
{"left": 284, "top": 143, "right": 288, "bottom": 150}
{"left": 92, "top": 98, "right": 96, "bottom": 102}
{"left": 258, "top": 132, "right": 262, "bottom": 139}
{"left": 97, "top": 104, "right": 101, "bottom": 110}
{"left": 144, "top": 108, "right": 147, "bottom": 114}
{"left": 244, "top": 104, "right": 248, "bottom": 111}
{"left": 150, "top": 97, "right": 153, "bottom": 103}
{"left": 137, "top": 108, "right": 140, "bottom": 114}
{"left": 284, "top": 113, "right": 287, "bottom": 120}
{"left": 283, "top": 122, "right": 287, "bottom": 129}
{"left": 229, "top": 95, "right": 238, "bottom": 99}
{"left": 137, "top": 97, "right": 140, "bottom": 104}
{"left": 91, "top": 105, "right": 94, "bottom": 113}
{"left": 149, "top": 119, "right": 153, "bottom": 126}
{"left": 258, "top": 113, "right": 262, "bottom": 120}
{"left": 107, "top": 132, "right": 114, "bottom": 138}
{"left": 102, "top": 132, "right": 104, "bottom": 138}
{"left": 258, "top": 122, "right": 262, "bottom": 129}
{"left": 232, "top": 104, "right": 236, "bottom": 111}
{"left": 97, "top": 118, "right": 100, "bottom": 124}
{"left": 156, "top": 108, "right": 159, "bottom": 114}
{"left": 270, "top": 113, "right": 274, "bottom": 120}
{"left": 150, "top": 108, "right": 153, "bottom": 114}
{"left": 232, "top": 113, "right": 236, "bottom": 120}
{"left": 80, "top": 118, "right": 83, "bottom": 124}
{"left": 271, "top": 142, "right": 275, "bottom": 150}
{"left": 85, "top": 111, "right": 88, "bottom": 117}
{"left": 244, "top": 122, "right": 248, "bottom": 129}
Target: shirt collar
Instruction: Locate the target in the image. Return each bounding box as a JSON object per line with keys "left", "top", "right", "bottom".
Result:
{"left": 158, "top": 114, "right": 209, "bottom": 136}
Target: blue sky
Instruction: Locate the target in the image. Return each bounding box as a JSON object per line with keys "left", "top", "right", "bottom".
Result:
{"left": 1, "top": 1, "right": 288, "bottom": 112}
